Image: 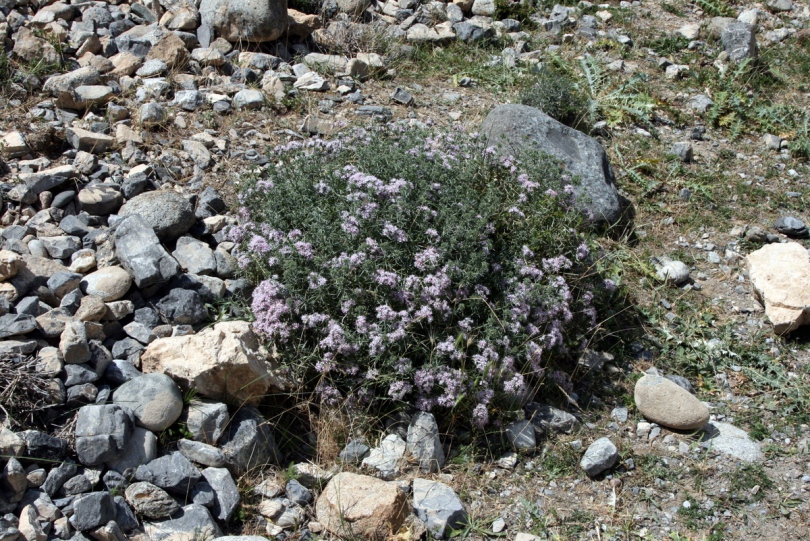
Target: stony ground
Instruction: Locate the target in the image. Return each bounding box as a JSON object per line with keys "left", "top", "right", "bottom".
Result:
{"left": 3, "top": 0, "right": 810, "bottom": 539}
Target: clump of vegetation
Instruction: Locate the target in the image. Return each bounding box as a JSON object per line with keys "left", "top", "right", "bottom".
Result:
{"left": 288, "top": 0, "right": 323, "bottom": 14}
{"left": 726, "top": 463, "right": 774, "bottom": 503}
{"left": 642, "top": 34, "right": 690, "bottom": 56}
{"left": 494, "top": 0, "right": 538, "bottom": 26}
{"left": 519, "top": 56, "right": 656, "bottom": 133}
{"left": 234, "top": 125, "right": 623, "bottom": 431}
{"left": 518, "top": 66, "right": 589, "bottom": 129}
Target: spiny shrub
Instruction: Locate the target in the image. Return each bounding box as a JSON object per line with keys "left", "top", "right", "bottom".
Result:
{"left": 519, "top": 66, "right": 588, "bottom": 129}
{"left": 233, "top": 125, "right": 619, "bottom": 430}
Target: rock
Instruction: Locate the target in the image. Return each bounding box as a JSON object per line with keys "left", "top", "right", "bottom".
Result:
{"left": 136, "top": 59, "right": 168, "bottom": 78}
{"left": 3, "top": 457, "right": 27, "bottom": 502}
{"left": 391, "top": 87, "right": 414, "bottom": 105}
{"left": 254, "top": 479, "right": 284, "bottom": 498}
{"left": 747, "top": 242, "right": 810, "bottom": 334}
{"left": 454, "top": 21, "right": 494, "bottom": 42}
{"left": 653, "top": 257, "right": 691, "bottom": 285}
{"left": 339, "top": 439, "right": 370, "bottom": 463}
{"left": 406, "top": 23, "right": 454, "bottom": 43}
{"left": 577, "top": 349, "right": 613, "bottom": 375}
{"left": 13, "top": 27, "right": 60, "bottom": 66}
{"left": 406, "top": 412, "right": 445, "bottom": 473}
{"left": 678, "top": 23, "right": 701, "bottom": 40}
{"left": 202, "top": 467, "right": 239, "bottom": 521}
{"left": 78, "top": 185, "right": 123, "bottom": 215}
{"left": 412, "top": 478, "right": 466, "bottom": 539}
{"left": 316, "top": 472, "right": 408, "bottom": 539}
{"left": 766, "top": 0, "right": 793, "bottom": 12}
{"left": 146, "top": 33, "right": 189, "bottom": 68}
{"left": 184, "top": 401, "right": 229, "bottom": 444}
{"left": 471, "top": 0, "right": 495, "bottom": 15}
{"left": 505, "top": 420, "right": 536, "bottom": 450}
{"left": 140, "top": 102, "right": 167, "bottom": 128}
{"left": 634, "top": 375, "right": 709, "bottom": 430}
{"left": 525, "top": 403, "right": 579, "bottom": 435}
{"left": 722, "top": 21, "right": 757, "bottom": 62}
{"left": 75, "top": 404, "right": 133, "bottom": 466}
{"left": 177, "top": 439, "right": 226, "bottom": 467}
{"left": 190, "top": 47, "right": 226, "bottom": 67}
{"left": 0, "top": 427, "right": 26, "bottom": 457}
{"left": 140, "top": 321, "right": 284, "bottom": 405}
{"left": 20, "top": 165, "right": 78, "bottom": 195}
{"left": 0, "top": 250, "right": 24, "bottom": 280}
{"left": 66, "top": 128, "right": 114, "bottom": 154}
{"left": 671, "top": 142, "right": 694, "bottom": 163}
{"left": 155, "top": 289, "right": 207, "bottom": 325}
{"left": 336, "top": 0, "right": 371, "bottom": 15}
{"left": 580, "top": 437, "right": 618, "bottom": 476}
{"left": 113, "top": 373, "right": 183, "bottom": 431}
{"left": 1, "top": 131, "right": 28, "bottom": 158}
{"left": 135, "top": 453, "right": 201, "bottom": 495}
{"left": 287, "top": 9, "right": 321, "bottom": 38}
{"left": 18, "top": 505, "right": 45, "bottom": 541}
{"left": 361, "top": 433, "right": 406, "bottom": 479}
{"left": 232, "top": 89, "right": 265, "bottom": 110}
{"left": 106, "top": 426, "right": 158, "bottom": 473}
{"left": 75, "top": 296, "right": 108, "bottom": 322}
{"left": 60, "top": 321, "right": 91, "bottom": 364}
{"left": 172, "top": 237, "right": 217, "bottom": 275}
{"left": 200, "top": 0, "right": 287, "bottom": 43}
{"left": 285, "top": 479, "right": 312, "bottom": 506}
{"left": 763, "top": 133, "right": 782, "bottom": 150}
{"left": 182, "top": 140, "right": 212, "bottom": 169}
{"left": 80, "top": 267, "right": 132, "bottom": 302}
{"left": 41, "top": 236, "right": 82, "bottom": 259}
{"left": 699, "top": 422, "right": 763, "bottom": 462}
{"left": 20, "top": 430, "right": 68, "bottom": 460}
{"left": 218, "top": 406, "right": 281, "bottom": 474}
{"left": 0, "top": 313, "right": 35, "bottom": 339}
{"left": 114, "top": 215, "right": 180, "bottom": 288}
{"left": 72, "top": 492, "right": 115, "bottom": 531}
{"left": 119, "top": 191, "right": 196, "bottom": 241}
{"left": 774, "top": 216, "right": 808, "bottom": 238}
{"left": 482, "top": 104, "right": 629, "bottom": 226}
{"left": 143, "top": 504, "right": 221, "bottom": 541}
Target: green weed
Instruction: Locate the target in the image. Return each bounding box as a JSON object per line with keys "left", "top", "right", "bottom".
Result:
{"left": 726, "top": 464, "right": 773, "bottom": 503}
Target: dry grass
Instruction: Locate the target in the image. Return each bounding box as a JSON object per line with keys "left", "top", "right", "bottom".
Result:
{"left": 0, "top": 354, "right": 54, "bottom": 428}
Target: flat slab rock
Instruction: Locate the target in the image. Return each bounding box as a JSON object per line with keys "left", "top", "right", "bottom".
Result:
{"left": 699, "top": 421, "right": 763, "bottom": 462}
{"left": 634, "top": 375, "right": 709, "bottom": 431}
{"left": 746, "top": 242, "right": 810, "bottom": 334}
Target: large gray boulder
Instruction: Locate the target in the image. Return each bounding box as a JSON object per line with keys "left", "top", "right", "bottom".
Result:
{"left": 75, "top": 404, "right": 134, "bottom": 466}
{"left": 219, "top": 406, "right": 281, "bottom": 475}
{"left": 482, "top": 104, "right": 631, "bottom": 226}
{"left": 200, "top": 0, "right": 288, "bottom": 43}
{"left": 119, "top": 191, "right": 196, "bottom": 241}
{"left": 114, "top": 215, "right": 179, "bottom": 288}
{"left": 112, "top": 373, "right": 184, "bottom": 431}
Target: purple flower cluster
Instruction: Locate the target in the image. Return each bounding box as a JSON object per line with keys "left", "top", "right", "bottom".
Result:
{"left": 234, "top": 125, "right": 616, "bottom": 428}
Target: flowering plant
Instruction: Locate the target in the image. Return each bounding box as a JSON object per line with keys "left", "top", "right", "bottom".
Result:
{"left": 233, "top": 125, "right": 617, "bottom": 428}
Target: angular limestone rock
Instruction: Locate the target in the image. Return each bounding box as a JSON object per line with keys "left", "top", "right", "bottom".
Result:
{"left": 316, "top": 472, "right": 408, "bottom": 539}
{"left": 140, "top": 321, "right": 285, "bottom": 404}
{"left": 747, "top": 242, "right": 810, "bottom": 334}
